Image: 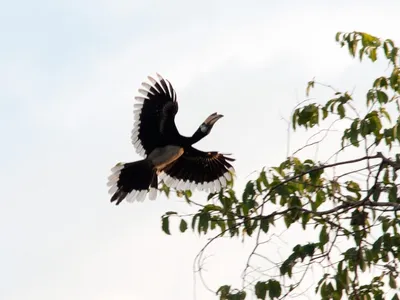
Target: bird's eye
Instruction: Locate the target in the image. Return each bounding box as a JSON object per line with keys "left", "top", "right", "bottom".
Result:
{"left": 200, "top": 124, "right": 209, "bottom": 133}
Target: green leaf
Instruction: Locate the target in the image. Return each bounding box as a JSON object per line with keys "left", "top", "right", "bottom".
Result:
{"left": 360, "top": 120, "right": 369, "bottom": 137}
{"left": 284, "top": 215, "right": 292, "bottom": 228}
{"left": 306, "top": 80, "right": 315, "bottom": 97}
{"left": 320, "top": 282, "right": 328, "bottom": 298}
{"left": 351, "top": 210, "right": 368, "bottom": 227}
{"left": 337, "top": 103, "right": 346, "bottom": 118}
{"left": 373, "top": 188, "right": 381, "bottom": 201}
{"left": 162, "top": 216, "right": 171, "bottom": 235}
{"left": 236, "top": 291, "right": 247, "bottom": 300}
{"left": 198, "top": 212, "right": 210, "bottom": 234}
{"left": 367, "top": 89, "right": 376, "bottom": 106}
{"left": 203, "top": 204, "right": 223, "bottom": 212}
{"left": 319, "top": 226, "right": 329, "bottom": 247}
{"left": 377, "top": 90, "right": 388, "bottom": 104}
{"left": 303, "top": 243, "right": 316, "bottom": 257}
{"left": 160, "top": 183, "right": 170, "bottom": 197}
{"left": 179, "top": 219, "right": 188, "bottom": 233}
{"left": 322, "top": 107, "right": 328, "bottom": 119}
{"left": 297, "top": 104, "right": 319, "bottom": 128}
{"left": 256, "top": 178, "right": 262, "bottom": 193}
{"left": 191, "top": 214, "right": 199, "bottom": 230}
{"left": 383, "top": 168, "right": 390, "bottom": 184}
{"left": 259, "top": 170, "right": 269, "bottom": 188}
{"left": 316, "top": 273, "right": 329, "bottom": 294}
{"left": 216, "top": 285, "right": 231, "bottom": 298}
{"left": 361, "top": 32, "right": 376, "bottom": 47}
{"left": 384, "top": 41, "right": 390, "bottom": 58}
{"left": 210, "top": 219, "right": 216, "bottom": 230}
{"left": 389, "top": 185, "right": 398, "bottom": 202}
{"left": 391, "top": 48, "right": 399, "bottom": 65}
{"left": 165, "top": 211, "right": 177, "bottom": 216}
{"left": 335, "top": 32, "right": 342, "bottom": 42}
{"left": 255, "top": 282, "right": 268, "bottom": 300}
{"left": 226, "top": 291, "right": 247, "bottom": 300}
{"left": 292, "top": 109, "right": 298, "bottom": 130}
{"left": 382, "top": 219, "right": 390, "bottom": 232}
{"left": 373, "top": 236, "right": 382, "bottom": 253}
{"left": 349, "top": 119, "right": 360, "bottom": 147}
{"left": 301, "top": 213, "right": 310, "bottom": 229}
{"left": 380, "top": 107, "right": 391, "bottom": 122}
{"left": 315, "top": 190, "right": 325, "bottom": 207}
{"left": 309, "top": 168, "right": 323, "bottom": 185}
{"left": 260, "top": 218, "right": 269, "bottom": 233}
{"left": 227, "top": 213, "right": 238, "bottom": 237}
{"left": 183, "top": 190, "right": 192, "bottom": 203}
{"left": 216, "top": 218, "right": 226, "bottom": 233}
{"left": 243, "top": 218, "right": 254, "bottom": 236}
{"left": 349, "top": 39, "right": 357, "bottom": 57}
{"left": 346, "top": 181, "right": 360, "bottom": 193}
{"left": 346, "top": 181, "right": 361, "bottom": 200}
{"left": 390, "top": 274, "right": 397, "bottom": 289}
{"left": 268, "top": 280, "right": 282, "bottom": 299}
{"left": 243, "top": 181, "right": 255, "bottom": 201}
{"left": 374, "top": 77, "right": 389, "bottom": 89}
{"left": 369, "top": 47, "right": 377, "bottom": 61}
{"left": 371, "top": 115, "right": 382, "bottom": 135}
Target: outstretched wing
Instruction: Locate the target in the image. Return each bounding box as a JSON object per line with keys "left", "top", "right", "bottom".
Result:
{"left": 159, "top": 147, "right": 235, "bottom": 193}
{"left": 131, "top": 74, "right": 179, "bottom": 157}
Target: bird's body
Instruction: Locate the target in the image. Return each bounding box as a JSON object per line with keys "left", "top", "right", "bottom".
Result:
{"left": 108, "top": 74, "right": 234, "bottom": 204}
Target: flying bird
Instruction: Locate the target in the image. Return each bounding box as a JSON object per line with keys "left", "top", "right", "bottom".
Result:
{"left": 107, "top": 74, "right": 234, "bottom": 204}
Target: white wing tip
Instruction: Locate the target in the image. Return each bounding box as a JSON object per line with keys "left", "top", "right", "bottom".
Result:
{"left": 147, "top": 75, "right": 157, "bottom": 84}
{"left": 156, "top": 73, "right": 164, "bottom": 81}
{"left": 111, "top": 163, "right": 123, "bottom": 173}
{"left": 161, "top": 171, "right": 234, "bottom": 194}
{"left": 134, "top": 96, "right": 147, "bottom": 102}
{"left": 108, "top": 185, "right": 118, "bottom": 195}
{"left": 122, "top": 189, "right": 157, "bottom": 203}
{"left": 149, "top": 188, "right": 157, "bottom": 200}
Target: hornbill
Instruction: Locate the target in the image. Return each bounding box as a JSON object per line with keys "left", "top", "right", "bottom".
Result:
{"left": 107, "top": 74, "right": 234, "bottom": 204}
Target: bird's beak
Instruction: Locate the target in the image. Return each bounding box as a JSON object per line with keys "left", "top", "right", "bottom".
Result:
{"left": 204, "top": 112, "right": 224, "bottom": 125}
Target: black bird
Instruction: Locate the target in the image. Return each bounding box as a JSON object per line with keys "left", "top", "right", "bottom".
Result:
{"left": 107, "top": 74, "right": 234, "bottom": 204}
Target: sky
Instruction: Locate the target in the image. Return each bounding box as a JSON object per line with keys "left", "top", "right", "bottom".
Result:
{"left": 1, "top": 1, "right": 400, "bottom": 299}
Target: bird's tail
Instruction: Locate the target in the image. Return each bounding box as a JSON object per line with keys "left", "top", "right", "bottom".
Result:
{"left": 107, "top": 159, "right": 158, "bottom": 204}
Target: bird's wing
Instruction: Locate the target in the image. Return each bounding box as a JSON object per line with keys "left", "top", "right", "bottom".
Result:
{"left": 132, "top": 74, "right": 179, "bottom": 157}
{"left": 159, "top": 146, "right": 235, "bottom": 193}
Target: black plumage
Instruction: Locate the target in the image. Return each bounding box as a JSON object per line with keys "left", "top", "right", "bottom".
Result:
{"left": 108, "top": 74, "right": 234, "bottom": 204}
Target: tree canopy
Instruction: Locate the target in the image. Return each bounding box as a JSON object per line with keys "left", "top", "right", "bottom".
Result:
{"left": 160, "top": 31, "right": 400, "bottom": 300}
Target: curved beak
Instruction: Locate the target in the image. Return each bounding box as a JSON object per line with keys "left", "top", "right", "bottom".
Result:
{"left": 204, "top": 112, "right": 224, "bottom": 126}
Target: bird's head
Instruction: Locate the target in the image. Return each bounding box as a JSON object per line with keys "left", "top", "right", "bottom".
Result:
{"left": 199, "top": 112, "right": 224, "bottom": 135}
{"left": 189, "top": 112, "right": 223, "bottom": 145}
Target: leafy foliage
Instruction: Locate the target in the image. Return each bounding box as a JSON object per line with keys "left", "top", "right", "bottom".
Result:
{"left": 161, "top": 31, "right": 400, "bottom": 299}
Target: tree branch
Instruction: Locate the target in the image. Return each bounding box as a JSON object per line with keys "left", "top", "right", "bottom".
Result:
{"left": 260, "top": 154, "right": 382, "bottom": 207}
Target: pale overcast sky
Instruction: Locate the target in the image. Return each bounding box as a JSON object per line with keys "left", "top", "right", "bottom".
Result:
{"left": 1, "top": 1, "right": 400, "bottom": 300}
